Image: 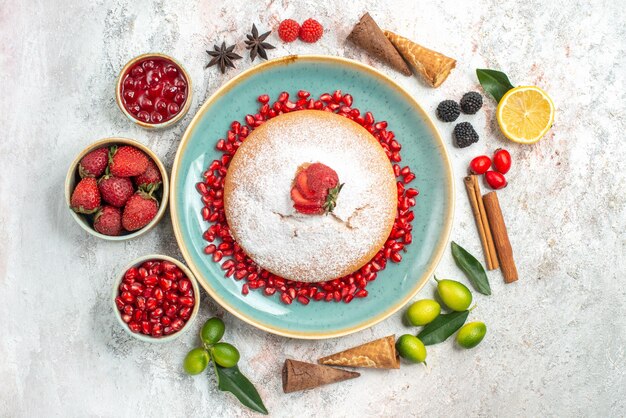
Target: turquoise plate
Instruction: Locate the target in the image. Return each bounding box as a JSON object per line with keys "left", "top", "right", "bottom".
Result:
{"left": 171, "top": 56, "right": 454, "bottom": 339}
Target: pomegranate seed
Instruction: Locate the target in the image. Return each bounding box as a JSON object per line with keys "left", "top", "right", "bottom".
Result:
{"left": 403, "top": 173, "right": 416, "bottom": 183}
{"left": 179, "top": 296, "right": 194, "bottom": 307}
{"left": 128, "top": 322, "right": 141, "bottom": 333}
{"left": 280, "top": 293, "right": 293, "bottom": 305}
{"left": 258, "top": 94, "right": 269, "bottom": 103}
{"left": 121, "top": 314, "right": 132, "bottom": 323}
{"left": 297, "top": 296, "right": 310, "bottom": 305}
{"left": 212, "top": 251, "right": 223, "bottom": 262}
{"left": 242, "top": 284, "right": 249, "bottom": 295}
{"left": 264, "top": 287, "right": 276, "bottom": 296}
{"left": 115, "top": 297, "right": 125, "bottom": 310}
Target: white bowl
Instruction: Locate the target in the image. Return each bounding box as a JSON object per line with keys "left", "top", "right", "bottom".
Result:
{"left": 65, "top": 137, "right": 169, "bottom": 241}
{"left": 112, "top": 254, "right": 200, "bottom": 343}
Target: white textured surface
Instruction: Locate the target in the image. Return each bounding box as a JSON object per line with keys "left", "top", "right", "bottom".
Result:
{"left": 1, "top": 0, "right": 625, "bottom": 417}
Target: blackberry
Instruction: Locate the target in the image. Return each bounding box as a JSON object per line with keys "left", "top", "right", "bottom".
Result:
{"left": 436, "top": 100, "right": 460, "bottom": 122}
{"left": 453, "top": 122, "right": 479, "bottom": 148}
{"left": 460, "top": 91, "right": 483, "bottom": 114}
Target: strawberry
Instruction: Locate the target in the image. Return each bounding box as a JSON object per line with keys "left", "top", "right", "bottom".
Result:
{"left": 291, "top": 163, "right": 343, "bottom": 215}
{"left": 99, "top": 175, "right": 134, "bottom": 207}
{"left": 122, "top": 191, "right": 159, "bottom": 231}
{"left": 133, "top": 159, "right": 162, "bottom": 192}
{"left": 295, "top": 169, "right": 315, "bottom": 198}
{"left": 78, "top": 147, "right": 109, "bottom": 178}
{"left": 306, "top": 163, "right": 339, "bottom": 195}
{"left": 109, "top": 145, "right": 149, "bottom": 177}
{"left": 70, "top": 177, "right": 101, "bottom": 214}
{"left": 93, "top": 205, "right": 123, "bottom": 236}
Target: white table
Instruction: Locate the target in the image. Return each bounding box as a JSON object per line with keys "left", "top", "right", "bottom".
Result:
{"left": 2, "top": 0, "right": 624, "bottom": 416}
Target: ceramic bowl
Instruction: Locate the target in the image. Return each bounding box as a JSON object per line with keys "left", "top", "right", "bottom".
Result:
{"left": 65, "top": 137, "right": 169, "bottom": 241}
{"left": 115, "top": 52, "right": 192, "bottom": 129}
{"left": 112, "top": 254, "right": 201, "bottom": 343}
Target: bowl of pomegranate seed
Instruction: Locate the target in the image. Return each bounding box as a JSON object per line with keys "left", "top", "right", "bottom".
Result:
{"left": 65, "top": 137, "right": 169, "bottom": 240}
{"left": 113, "top": 255, "right": 200, "bottom": 342}
{"left": 116, "top": 53, "right": 192, "bottom": 129}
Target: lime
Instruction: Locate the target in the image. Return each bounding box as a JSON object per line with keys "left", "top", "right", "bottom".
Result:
{"left": 211, "top": 342, "right": 240, "bottom": 368}
{"left": 406, "top": 299, "right": 441, "bottom": 326}
{"left": 396, "top": 334, "right": 427, "bottom": 364}
{"left": 456, "top": 321, "right": 487, "bottom": 349}
{"left": 436, "top": 279, "right": 472, "bottom": 311}
{"left": 183, "top": 347, "right": 210, "bottom": 375}
{"left": 201, "top": 317, "right": 225, "bottom": 345}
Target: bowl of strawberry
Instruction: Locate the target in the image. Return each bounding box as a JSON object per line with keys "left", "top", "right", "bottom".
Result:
{"left": 65, "top": 137, "right": 169, "bottom": 240}
{"left": 113, "top": 255, "right": 200, "bottom": 342}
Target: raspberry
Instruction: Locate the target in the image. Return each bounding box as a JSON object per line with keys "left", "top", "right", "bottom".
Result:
{"left": 278, "top": 19, "right": 300, "bottom": 43}
{"left": 299, "top": 19, "right": 323, "bottom": 43}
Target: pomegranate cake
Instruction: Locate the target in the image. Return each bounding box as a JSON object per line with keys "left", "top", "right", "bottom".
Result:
{"left": 223, "top": 110, "right": 397, "bottom": 283}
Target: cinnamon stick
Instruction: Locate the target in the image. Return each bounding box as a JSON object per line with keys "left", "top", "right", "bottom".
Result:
{"left": 483, "top": 192, "right": 518, "bottom": 283}
{"left": 282, "top": 359, "right": 360, "bottom": 393}
{"left": 464, "top": 175, "right": 498, "bottom": 270}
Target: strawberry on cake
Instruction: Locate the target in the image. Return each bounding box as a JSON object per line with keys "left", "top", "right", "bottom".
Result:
{"left": 223, "top": 110, "right": 397, "bottom": 283}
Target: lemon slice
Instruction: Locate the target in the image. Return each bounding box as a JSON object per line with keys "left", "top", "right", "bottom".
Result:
{"left": 496, "top": 86, "right": 555, "bottom": 144}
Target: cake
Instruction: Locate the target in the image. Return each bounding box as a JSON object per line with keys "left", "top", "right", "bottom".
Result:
{"left": 223, "top": 110, "right": 397, "bottom": 283}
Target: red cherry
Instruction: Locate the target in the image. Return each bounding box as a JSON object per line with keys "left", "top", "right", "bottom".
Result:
{"left": 138, "top": 96, "right": 154, "bottom": 111}
{"left": 469, "top": 155, "right": 491, "bottom": 175}
{"left": 137, "top": 110, "right": 150, "bottom": 122}
{"left": 493, "top": 148, "right": 511, "bottom": 174}
{"left": 174, "top": 93, "right": 185, "bottom": 105}
{"left": 167, "top": 102, "right": 180, "bottom": 115}
{"left": 485, "top": 171, "right": 507, "bottom": 189}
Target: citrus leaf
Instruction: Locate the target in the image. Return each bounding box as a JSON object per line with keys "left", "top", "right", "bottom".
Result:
{"left": 417, "top": 310, "right": 469, "bottom": 345}
{"left": 213, "top": 364, "right": 268, "bottom": 415}
{"left": 476, "top": 69, "right": 514, "bottom": 103}
{"left": 451, "top": 241, "right": 491, "bottom": 295}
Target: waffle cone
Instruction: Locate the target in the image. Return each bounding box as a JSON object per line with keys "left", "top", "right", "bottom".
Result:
{"left": 384, "top": 30, "right": 456, "bottom": 87}
{"left": 318, "top": 335, "right": 400, "bottom": 369}
{"left": 282, "top": 359, "right": 360, "bottom": 393}
{"left": 347, "top": 13, "right": 412, "bottom": 76}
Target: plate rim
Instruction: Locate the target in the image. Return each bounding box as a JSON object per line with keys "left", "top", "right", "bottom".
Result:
{"left": 170, "top": 55, "right": 455, "bottom": 339}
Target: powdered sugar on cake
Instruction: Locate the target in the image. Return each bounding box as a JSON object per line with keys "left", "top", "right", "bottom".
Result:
{"left": 224, "top": 110, "right": 397, "bottom": 283}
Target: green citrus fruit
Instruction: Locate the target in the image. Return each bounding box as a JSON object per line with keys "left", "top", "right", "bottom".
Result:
{"left": 457, "top": 321, "right": 487, "bottom": 349}
{"left": 396, "top": 334, "right": 427, "bottom": 364}
{"left": 201, "top": 317, "right": 225, "bottom": 345}
{"left": 183, "top": 347, "right": 210, "bottom": 375}
{"left": 436, "top": 279, "right": 472, "bottom": 311}
{"left": 211, "top": 342, "right": 240, "bottom": 368}
{"left": 406, "top": 299, "right": 441, "bottom": 326}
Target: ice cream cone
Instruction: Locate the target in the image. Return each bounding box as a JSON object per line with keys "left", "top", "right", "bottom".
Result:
{"left": 318, "top": 335, "right": 400, "bottom": 369}
{"left": 282, "top": 359, "right": 360, "bottom": 393}
{"left": 347, "top": 13, "right": 412, "bottom": 76}
{"left": 384, "top": 30, "right": 456, "bottom": 87}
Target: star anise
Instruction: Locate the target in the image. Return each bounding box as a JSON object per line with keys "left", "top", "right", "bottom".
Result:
{"left": 244, "top": 24, "right": 275, "bottom": 62}
{"left": 205, "top": 42, "right": 242, "bottom": 74}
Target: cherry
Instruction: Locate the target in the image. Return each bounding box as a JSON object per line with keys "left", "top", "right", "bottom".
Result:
{"left": 174, "top": 93, "right": 185, "bottom": 105}
{"left": 493, "top": 148, "right": 511, "bottom": 174}
{"left": 469, "top": 155, "right": 491, "bottom": 175}
{"left": 485, "top": 171, "right": 507, "bottom": 189}
{"left": 120, "top": 56, "right": 187, "bottom": 124}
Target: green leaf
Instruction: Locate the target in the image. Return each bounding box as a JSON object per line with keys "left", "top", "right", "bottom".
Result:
{"left": 476, "top": 69, "right": 515, "bottom": 103}
{"left": 417, "top": 310, "right": 470, "bottom": 345}
{"left": 213, "top": 363, "right": 268, "bottom": 415}
{"left": 451, "top": 241, "right": 492, "bottom": 295}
